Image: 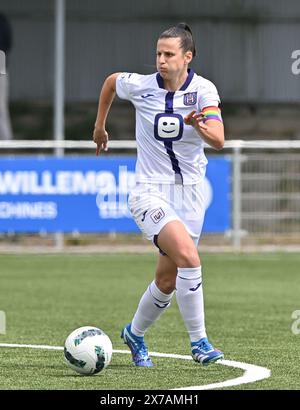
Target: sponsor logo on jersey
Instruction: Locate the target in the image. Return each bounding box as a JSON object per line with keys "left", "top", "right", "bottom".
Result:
{"left": 141, "top": 93, "right": 155, "bottom": 98}
{"left": 150, "top": 208, "right": 165, "bottom": 224}
{"left": 120, "top": 73, "right": 132, "bottom": 79}
{"left": 154, "top": 113, "right": 183, "bottom": 141}
{"left": 183, "top": 92, "right": 197, "bottom": 106}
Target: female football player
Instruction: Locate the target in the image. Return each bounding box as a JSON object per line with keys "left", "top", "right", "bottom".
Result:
{"left": 93, "top": 23, "right": 225, "bottom": 367}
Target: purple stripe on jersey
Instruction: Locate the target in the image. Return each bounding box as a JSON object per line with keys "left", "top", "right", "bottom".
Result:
{"left": 155, "top": 73, "right": 187, "bottom": 184}
{"left": 164, "top": 141, "right": 183, "bottom": 184}
{"left": 163, "top": 92, "right": 183, "bottom": 184}
{"left": 165, "top": 91, "right": 174, "bottom": 113}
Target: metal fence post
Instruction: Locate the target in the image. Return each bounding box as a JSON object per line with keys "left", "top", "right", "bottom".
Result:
{"left": 232, "top": 145, "right": 242, "bottom": 249}
{"left": 54, "top": 0, "right": 65, "bottom": 250}
{"left": 54, "top": 0, "right": 65, "bottom": 158}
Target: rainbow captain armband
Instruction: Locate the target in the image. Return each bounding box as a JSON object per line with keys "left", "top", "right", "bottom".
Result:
{"left": 202, "top": 106, "right": 223, "bottom": 123}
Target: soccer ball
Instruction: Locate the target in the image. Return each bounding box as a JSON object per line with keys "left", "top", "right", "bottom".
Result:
{"left": 64, "top": 326, "right": 113, "bottom": 375}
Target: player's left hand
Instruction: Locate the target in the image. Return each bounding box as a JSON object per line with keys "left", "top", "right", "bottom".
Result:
{"left": 184, "top": 110, "right": 208, "bottom": 131}
{"left": 93, "top": 127, "right": 109, "bottom": 156}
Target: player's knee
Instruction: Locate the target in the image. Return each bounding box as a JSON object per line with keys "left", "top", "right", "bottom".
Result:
{"left": 155, "top": 277, "right": 176, "bottom": 294}
{"left": 175, "top": 248, "right": 200, "bottom": 268}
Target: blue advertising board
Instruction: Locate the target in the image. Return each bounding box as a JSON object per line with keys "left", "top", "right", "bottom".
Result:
{"left": 0, "top": 157, "right": 230, "bottom": 233}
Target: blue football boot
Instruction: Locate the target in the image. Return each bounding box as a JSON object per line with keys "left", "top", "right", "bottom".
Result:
{"left": 121, "top": 324, "right": 153, "bottom": 367}
{"left": 191, "top": 337, "right": 224, "bottom": 365}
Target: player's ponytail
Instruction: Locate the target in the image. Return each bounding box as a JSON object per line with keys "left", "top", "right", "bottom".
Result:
{"left": 159, "top": 22, "right": 196, "bottom": 57}
{"left": 176, "top": 22, "right": 192, "bottom": 35}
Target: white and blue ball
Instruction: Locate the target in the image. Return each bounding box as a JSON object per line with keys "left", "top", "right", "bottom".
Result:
{"left": 64, "top": 326, "right": 113, "bottom": 375}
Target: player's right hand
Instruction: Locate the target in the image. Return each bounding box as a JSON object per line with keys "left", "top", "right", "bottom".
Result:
{"left": 184, "top": 110, "right": 208, "bottom": 131}
{"left": 93, "top": 127, "right": 109, "bottom": 156}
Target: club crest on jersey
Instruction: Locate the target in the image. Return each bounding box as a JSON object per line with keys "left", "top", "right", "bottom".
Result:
{"left": 183, "top": 92, "right": 197, "bottom": 106}
{"left": 150, "top": 208, "right": 165, "bottom": 224}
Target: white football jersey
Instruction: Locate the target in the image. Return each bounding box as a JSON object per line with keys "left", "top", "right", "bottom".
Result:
{"left": 116, "top": 69, "right": 221, "bottom": 185}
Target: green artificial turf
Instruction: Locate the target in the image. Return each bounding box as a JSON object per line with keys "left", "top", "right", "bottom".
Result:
{"left": 0, "top": 253, "right": 299, "bottom": 390}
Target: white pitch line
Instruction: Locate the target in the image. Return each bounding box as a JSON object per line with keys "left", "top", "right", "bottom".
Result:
{"left": 115, "top": 349, "right": 271, "bottom": 390}
{"left": 0, "top": 343, "right": 64, "bottom": 350}
{"left": 0, "top": 343, "right": 270, "bottom": 390}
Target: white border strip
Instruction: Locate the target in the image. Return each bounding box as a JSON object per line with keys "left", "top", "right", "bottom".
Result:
{"left": 1, "top": 139, "right": 300, "bottom": 150}
{"left": 0, "top": 343, "right": 270, "bottom": 390}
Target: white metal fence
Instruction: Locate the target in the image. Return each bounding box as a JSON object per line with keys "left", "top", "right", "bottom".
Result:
{"left": 227, "top": 141, "right": 300, "bottom": 248}
{"left": 241, "top": 154, "right": 300, "bottom": 232}
{"left": 1, "top": 139, "right": 300, "bottom": 249}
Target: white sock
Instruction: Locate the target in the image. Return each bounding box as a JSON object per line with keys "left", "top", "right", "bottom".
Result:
{"left": 131, "top": 280, "right": 174, "bottom": 337}
{"left": 176, "top": 266, "right": 207, "bottom": 343}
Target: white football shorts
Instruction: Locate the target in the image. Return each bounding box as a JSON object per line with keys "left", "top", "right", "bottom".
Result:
{"left": 128, "top": 182, "right": 206, "bottom": 247}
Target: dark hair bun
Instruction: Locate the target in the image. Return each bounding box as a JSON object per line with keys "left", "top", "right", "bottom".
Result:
{"left": 176, "top": 22, "right": 193, "bottom": 35}
{"left": 159, "top": 22, "right": 196, "bottom": 57}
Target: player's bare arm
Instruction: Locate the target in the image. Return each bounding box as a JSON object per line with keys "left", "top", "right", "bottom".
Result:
{"left": 184, "top": 109, "right": 225, "bottom": 150}
{"left": 93, "top": 72, "right": 121, "bottom": 155}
